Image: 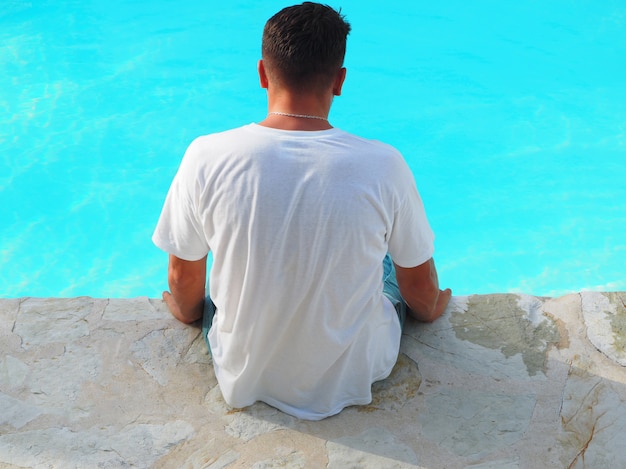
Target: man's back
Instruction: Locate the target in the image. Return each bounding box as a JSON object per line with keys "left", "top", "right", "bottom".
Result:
{"left": 153, "top": 123, "right": 434, "bottom": 419}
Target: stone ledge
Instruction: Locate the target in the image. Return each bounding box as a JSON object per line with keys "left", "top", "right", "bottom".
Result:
{"left": 1, "top": 292, "right": 625, "bottom": 468}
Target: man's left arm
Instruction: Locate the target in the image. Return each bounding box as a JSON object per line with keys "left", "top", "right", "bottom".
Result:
{"left": 162, "top": 254, "right": 207, "bottom": 324}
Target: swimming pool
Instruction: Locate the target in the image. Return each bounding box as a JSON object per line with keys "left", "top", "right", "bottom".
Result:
{"left": 2, "top": 1, "right": 625, "bottom": 298}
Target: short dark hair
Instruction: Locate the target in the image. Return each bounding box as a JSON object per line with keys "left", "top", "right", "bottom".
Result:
{"left": 262, "top": 2, "right": 351, "bottom": 92}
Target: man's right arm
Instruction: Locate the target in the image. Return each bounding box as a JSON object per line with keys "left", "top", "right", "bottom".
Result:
{"left": 394, "top": 258, "right": 451, "bottom": 322}
{"left": 162, "top": 254, "right": 207, "bottom": 324}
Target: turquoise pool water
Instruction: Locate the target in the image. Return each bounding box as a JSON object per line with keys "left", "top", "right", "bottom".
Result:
{"left": 2, "top": 1, "right": 625, "bottom": 298}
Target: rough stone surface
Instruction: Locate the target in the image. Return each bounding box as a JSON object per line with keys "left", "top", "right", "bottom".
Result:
{"left": 582, "top": 291, "right": 626, "bottom": 366}
{"left": 1, "top": 292, "right": 625, "bottom": 468}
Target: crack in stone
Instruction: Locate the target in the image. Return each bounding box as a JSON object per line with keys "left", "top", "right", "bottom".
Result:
{"left": 567, "top": 420, "right": 596, "bottom": 469}
{"left": 179, "top": 329, "right": 203, "bottom": 362}
{"left": 558, "top": 364, "right": 573, "bottom": 417}
{"left": 409, "top": 336, "right": 450, "bottom": 353}
{"left": 135, "top": 328, "right": 166, "bottom": 344}
{"left": 577, "top": 293, "right": 585, "bottom": 322}
{"left": 566, "top": 407, "right": 612, "bottom": 469}
{"left": 100, "top": 299, "right": 110, "bottom": 321}
{"left": 147, "top": 297, "right": 160, "bottom": 313}
{"left": 561, "top": 379, "right": 602, "bottom": 427}
{"left": 11, "top": 298, "right": 27, "bottom": 335}
{"left": 403, "top": 333, "right": 463, "bottom": 360}
{"left": 558, "top": 364, "right": 625, "bottom": 469}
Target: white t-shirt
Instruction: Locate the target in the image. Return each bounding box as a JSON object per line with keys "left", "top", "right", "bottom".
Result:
{"left": 153, "top": 124, "right": 434, "bottom": 420}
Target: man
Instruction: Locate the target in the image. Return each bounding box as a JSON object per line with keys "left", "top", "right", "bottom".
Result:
{"left": 153, "top": 2, "right": 451, "bottom": 420}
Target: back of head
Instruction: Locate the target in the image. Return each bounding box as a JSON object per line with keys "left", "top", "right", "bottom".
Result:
{"left": 262, "top": 2, "right": 351, "bottom": 93}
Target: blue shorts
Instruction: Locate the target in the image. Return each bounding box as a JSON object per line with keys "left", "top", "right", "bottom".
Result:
{"left": 202, "top": 254, "right": 407, "bottom": 352}
{"left": 382, "top": 253, "right": 408, "bottom": 328}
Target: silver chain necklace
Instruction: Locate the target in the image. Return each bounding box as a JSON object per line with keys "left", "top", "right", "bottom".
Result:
{"left": 268, "top": 111, "right": 328, "bottom": 121}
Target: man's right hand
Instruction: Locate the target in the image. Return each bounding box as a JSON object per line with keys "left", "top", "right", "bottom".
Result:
{"left": 432, "top": 287, "right": 452, "bottom": 321}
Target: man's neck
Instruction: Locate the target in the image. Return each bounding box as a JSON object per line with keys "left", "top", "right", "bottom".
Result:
{"left": 258, "top": 91, "right": 333, "bottom": 131}
{"left": 259, "top": 113, "right": 332, "bottom": 131}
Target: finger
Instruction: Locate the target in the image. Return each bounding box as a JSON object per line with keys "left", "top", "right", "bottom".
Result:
{"left": 162, "top": 291, "right": 179, "bottom": 313}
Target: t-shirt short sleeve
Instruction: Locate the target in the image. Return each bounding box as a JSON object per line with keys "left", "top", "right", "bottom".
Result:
{"left": 152, "top": 140, "right": 210, "bottom": 261}
{"left": 386, "top": 156, "right": 435, "bottom": 268}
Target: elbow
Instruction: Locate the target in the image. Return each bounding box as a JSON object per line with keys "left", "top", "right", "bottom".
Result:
{"left": 175, "top": 314, "right": 198, "bottom": 325}
{"left": 407, "top": 296, "right": 440, "bottom": 322}
{"left": 400, "top": 282, "right": 440, "bottom": 322}
{"left": 405, "top": 286, "right": 452, "bottom": 323}
{"left": 414, "top": 306, "right": 440, "bottom": 323}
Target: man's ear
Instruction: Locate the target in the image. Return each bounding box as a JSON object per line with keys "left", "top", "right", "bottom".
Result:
{"left": 258, "top": 60, "right": 269, "bottom": 89}
{"left": 333, "top": 67, "right": 347, "bottom": 96}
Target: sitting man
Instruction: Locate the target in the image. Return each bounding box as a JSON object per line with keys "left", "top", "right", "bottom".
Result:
{"left": 152, "top": 1, "right": 451, "bottom": 420}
